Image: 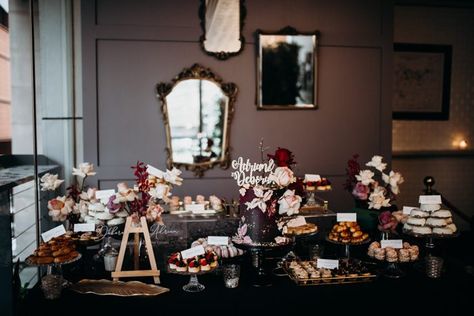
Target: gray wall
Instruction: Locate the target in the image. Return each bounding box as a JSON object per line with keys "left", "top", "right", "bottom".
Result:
{"left": 81, "top": 0, "right": 393, "bottom": 211}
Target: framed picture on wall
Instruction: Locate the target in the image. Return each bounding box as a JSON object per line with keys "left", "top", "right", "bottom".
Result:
{"left": 393, "top": 43, "right": 452, "bottom": 120}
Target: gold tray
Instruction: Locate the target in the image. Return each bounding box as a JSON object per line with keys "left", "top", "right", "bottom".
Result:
{"left": 69, "top": 279, "right": 169, "bottom": 297}
{"left": 284, "top": 262, "right": 377, "bottom": 286}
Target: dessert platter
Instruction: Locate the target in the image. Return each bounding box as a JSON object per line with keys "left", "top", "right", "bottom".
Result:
{"left": 402, "top": 201, "right": 459, "bottom": 249}
{"left": 167, "top": 250, "right": 219, "bottom": 292}
{"left": 278, "top": 215, "right": 319, "bottom": 238}
{"left": 367, "top": 241, "right": 420, "bottom": 278}
{"left": 25, "top": 235, "right": 81, "bottom": 266}
{"left": 191, "top": 237, "right": 245, "bottom": 260}
{"left": 284, "top": 259, "right": 377, "bottom": 286}
{"left": 66, "top": 230, "right": 105, "bottom": 247}
{"left": 326, "top": 222, "right": 370, "bottom": 258}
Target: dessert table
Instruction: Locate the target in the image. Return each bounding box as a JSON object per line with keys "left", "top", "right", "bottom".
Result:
{"left": 16, "top": 243, "right": 473, "bottom": 316}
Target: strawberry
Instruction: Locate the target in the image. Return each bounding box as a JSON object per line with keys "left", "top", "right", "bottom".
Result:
{"left": 199, "top": 258, "right": 208, "bottom": 266}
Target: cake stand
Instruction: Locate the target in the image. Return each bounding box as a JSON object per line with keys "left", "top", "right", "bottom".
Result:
{"left": 403, "top": 230, "right": 459, "bottom": 250}
{"left": 25, "top": 253, "right": 82, "bottom": 288}
{"left": 167, "top": 266, "right": 217, "bottom": 292}
{"left": 325, "top": 236, "right": 371, "bottom": 259}
{"left": 234, "top": 240, "right": 294, "bottom": 287}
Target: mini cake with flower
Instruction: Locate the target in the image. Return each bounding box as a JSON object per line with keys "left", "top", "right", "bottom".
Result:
{"left": 232, "top": 145, "right": 303, "bottom": 246}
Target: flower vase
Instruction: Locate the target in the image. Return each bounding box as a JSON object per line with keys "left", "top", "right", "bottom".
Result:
{"left": 353, "top": 200, "right": 379, "bottom": 233}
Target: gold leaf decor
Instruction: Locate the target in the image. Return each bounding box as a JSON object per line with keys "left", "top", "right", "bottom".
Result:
{"left": 69, "top": 279, "right": 169, "bottom": 297}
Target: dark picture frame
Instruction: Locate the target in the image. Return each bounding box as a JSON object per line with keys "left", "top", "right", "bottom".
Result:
{"left": 256, "top": 26, "right": 319, "bottom": 110}
{"left": 393, "top": 43, "right": 452, "bottom": 120}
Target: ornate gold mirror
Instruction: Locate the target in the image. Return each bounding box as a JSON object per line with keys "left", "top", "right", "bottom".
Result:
{"left": 156, "top": 64, "right": 237, "bottom": 177}
{"left": 199, "top": 0, "right": 246, "bottom": 60}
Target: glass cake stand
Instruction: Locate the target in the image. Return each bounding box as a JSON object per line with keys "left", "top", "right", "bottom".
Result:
{"left": 234, "top": 240, "right": 293, "bottom": 287}
{"left": 403, "top": 229, "right": 459, "bottom": 250}
{"left": 167, "top": 266, "right": 217, "bottom": 292}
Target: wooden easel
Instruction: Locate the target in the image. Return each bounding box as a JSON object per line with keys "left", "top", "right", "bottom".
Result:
{"left": 112, "top": 216, "right": 160, "bottom": 284}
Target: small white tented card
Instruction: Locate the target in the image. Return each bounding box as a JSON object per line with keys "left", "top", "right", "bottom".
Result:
{"left": 181, "top": 245, "right": 205, "bottom": 259}
{"left": 95, "top": 189, "right": 115, "bottom": 202}
{"left": 146, "top": 164, "right": 164, "bottom": 178}
{"left": 337, "top": 213, "right": 357, "bottom": 222}
{"left": 304, "top": 174, "right": 321, "bottom": 182}
{"left": 207, "top": 236, "right": 229, "bottom": 246}
{"left": 41, "top": 225, "right": 66, "bottom": 242}
{"left": 381, "top": 239, "right": 403, "bottom": 249}
{"left": 74, "top": 223, "right": 95, "bottom": 232}
{"left": 317, "top": 259, "right": 339, "bottom": 269}
{"left": 419, "top": 195, "right": 442, "bottom": 204}
{"left": 402, "top": 206, "right": 416, "bottom": 215}
{"left": 185, "top": 204, "right": 205, "bottom": 212}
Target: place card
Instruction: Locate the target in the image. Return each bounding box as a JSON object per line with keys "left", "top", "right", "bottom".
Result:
{"left": 41, "top": 225, "right": 66, "bottom": 242}
{"left": 304, "top": 174, "right": 321, "bottom": 182}
{"left": 403, "top": 206, "right": 416, "bottom": 215}
{"left": 316, "top": 259, "right": 339, "bottom": 270}
{"left": 381, "top": 239, "right": 403, "bottom": 249}
{"left": 337, "top": 213, "right": 357, "bottom": 222}
{"left": 74, "top": 223, "right": 96, "bottom": 232}
{"left": 95, "top": 189, "right": 115, "bottom": 202}
{"left": 207, "top": 236, "right": 229, "bottom": 246}
{"left": 419, "top": 195, "right": 442, "bottom": 204}
{"left": 185, "top": 203, "right": 205, "bottom": 212}
{"left": 181, "top": 245, "right": 205, "bottom": 259}
{"left": 287, "top": 216, "right": 306, "bottom": 227}
{"left": 146, "top": 164, "right": 164, "bottom": 178}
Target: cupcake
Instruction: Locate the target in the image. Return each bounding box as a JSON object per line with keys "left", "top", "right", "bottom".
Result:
{"left": 200, "top": 258, "right": 210, "bottom": 271}
{"left": 175, "top": 259, "right": 188, "bottom": 272}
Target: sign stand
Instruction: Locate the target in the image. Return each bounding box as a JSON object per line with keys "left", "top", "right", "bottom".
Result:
{"left": 112, "top": 216, "right": 160, "bottom": 284}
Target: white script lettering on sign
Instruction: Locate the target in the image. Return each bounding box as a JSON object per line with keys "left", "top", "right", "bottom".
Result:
{"left": 230, "top": 157, "right": 275, "bottom": 186}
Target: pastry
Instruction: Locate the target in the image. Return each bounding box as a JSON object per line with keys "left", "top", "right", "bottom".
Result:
{"left": 188, "top": 259, "right": 200, "bottom": 273}
{"left": 28, "top": 236, "right": 79, "bottom": 265}
{"left": 407, "top": 217, "right": 426, "bottom": 226}
{"left": 446, "top": 223, "right": 457, "bottom": 233}
{"left": 374, "top": 248, "right": 385, "bottom": 260}
{"left": 398, "top": 249, "right": 410, "bottom": 262}
{"left": 409, "top": 209, "right": 430, "bottom": 218}
{"left": 420, "top": 204, "right": 441, "bottom": 212}
{"left": 107, "top": 217, "right": 125, "bottom": 226}
{"left": 328, "top": 222, "right": 368, "bottom": 244}
{"left": 175, "top": 260, "right": 188, "bottom": 272}
{"left": 200, "top": 258, "right": 210, "bottom": 271}
{"left": 403, "top": 223, "right": 413, "bottom": 232}
{"left": 432, "top": 227, "right": 453, "bottom": 235}
{"left": 412, "top": 226, "right": 432, "bottom": 235}
{"left": 426, "top": 217, "right": 447, "bottom": 227}
{"left": 431, "top": 210, "right": 452, "bottom": 218}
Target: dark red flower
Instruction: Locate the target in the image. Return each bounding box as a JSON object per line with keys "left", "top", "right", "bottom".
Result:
{"left": 267, "top": 147, "right": 296, "bottom": 167}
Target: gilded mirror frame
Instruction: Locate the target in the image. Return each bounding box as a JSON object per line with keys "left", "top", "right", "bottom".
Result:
{"left": 256, "top": 26, "right": 320, "bottom": 110}
{"left": 156, "top": 64, "right": 237, "bottom": 177}
{"left": 199, "top": 0, "right": 246, "bottom": 60}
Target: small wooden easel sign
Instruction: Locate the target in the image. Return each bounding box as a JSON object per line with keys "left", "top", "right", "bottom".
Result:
{"left": 112, "top": 216, "right": 160, "bottom": 284}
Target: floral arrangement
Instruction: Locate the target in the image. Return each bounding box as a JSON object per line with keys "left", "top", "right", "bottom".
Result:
{"left": 344, "top": 154, "right": 404, "bottom": 210}
{"left": 377, "top": 211, "right": 399, "bottom": 233}
{"left": 42, "top": 161, "right": 183, "bottom": 227}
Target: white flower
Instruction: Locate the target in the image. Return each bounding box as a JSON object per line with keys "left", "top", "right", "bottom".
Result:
{"left": 382, "top": 171, "right": 404, "bottom": 195}
{"left": 366, "top": 155, "right": 387, "bottom": 172}
{"left": 163, "top": 167, "right": 183, "bottom": 186}
{"left": 40, "top": 173, "right": 64, "bottom": 191}
{"left": 268, "top": 167, "right": 296, "bottom": 188}
{"left": 148, "top": 183, "right": 171, "bottom": 203}
{"left": 356, "top": 170, "right": 375, "bottom": 185}
{"left": 209, "top": 195, "right": 223, "bottom": 211}
{"left": 48, "top": 196, "right": 76, "bottom": 221}
{"left": 278, "top": 190, "right": 302, "bottom": 216}
{"left": 239, "top": 187, "right": 247, "bottom": 196}
{"left": 79, "top": 188, "right": 97, "bottom": 202}
{"left": 88, "top": 202, "right": 105, "bottom": 212}
{"left": 113, "top": 182, "right": 138, "bottom": 203}
{"left": 72, "top": 162, "right": 96, "bottom": 178}
{"left": 146, "top": 204, "right": 163, "bottom": 222}
{"left": 368, "top": 186, "right": 391, "bottom": 209}
{"left": 245, "top": 188, "right": 273, "bottom": 213}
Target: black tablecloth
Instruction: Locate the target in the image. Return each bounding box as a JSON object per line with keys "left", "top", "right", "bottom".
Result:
{"left": 18, "top": 235, "right": 474, "bottom": 316}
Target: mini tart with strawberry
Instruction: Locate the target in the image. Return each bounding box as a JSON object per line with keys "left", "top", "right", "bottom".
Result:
{"left": 167, "top": 252, "right": 180, "bottom": 270}
{"left": 188, "top": 258, "right": 201, "bottom": 273}
{"left": 175, "top": 259, "right": 188, "bottom": 272}
{"left": 205, "top": 251, "right": 218, "bottom": 268}
{"left": 199, "top": 258, "right": 211, "bottom": 271}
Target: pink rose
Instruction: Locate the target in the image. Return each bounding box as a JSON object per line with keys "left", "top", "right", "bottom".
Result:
{"left": 352, "top": 182, "right": 369, "bottom": 200}
{"left": 269, "top": 167, "right": 295, "bottom": 188}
